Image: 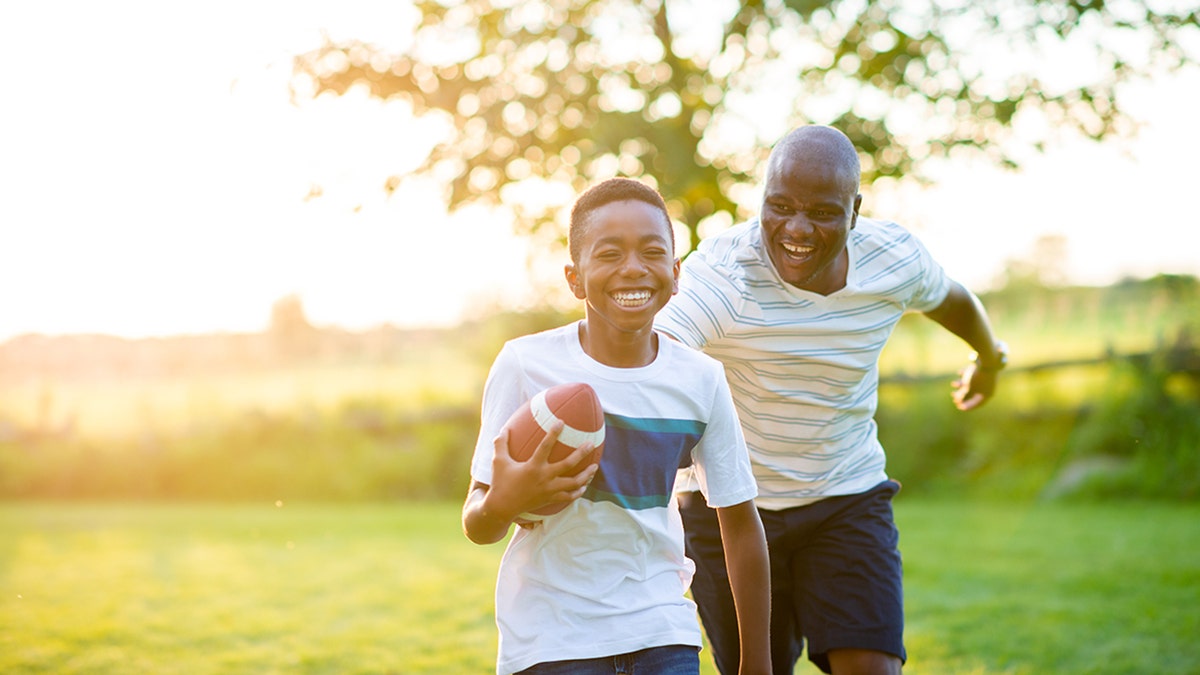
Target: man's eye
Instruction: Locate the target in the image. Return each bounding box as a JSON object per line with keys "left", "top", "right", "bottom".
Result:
{"left": 770, "top": 203, "right": 794, "bottom": 215}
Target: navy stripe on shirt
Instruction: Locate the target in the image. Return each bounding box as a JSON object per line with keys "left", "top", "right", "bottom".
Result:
{"left": 584, "top": 414, "right": 706, "bottom": 510}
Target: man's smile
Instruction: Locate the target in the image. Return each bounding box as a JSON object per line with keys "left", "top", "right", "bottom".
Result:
{"left": 780, "top": 241, "right": 815, "bottom": 259}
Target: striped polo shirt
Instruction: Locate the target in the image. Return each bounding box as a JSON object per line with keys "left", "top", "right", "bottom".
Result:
{"left": 656, "top": 217, "right": 951, "bottom": 509}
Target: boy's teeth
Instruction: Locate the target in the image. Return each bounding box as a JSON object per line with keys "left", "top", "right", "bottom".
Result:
{"left": 783, "top": 243, "right": 813, "bottom": 254}
{"left": 613, "top": 290, "right": 651, "bottom": 306}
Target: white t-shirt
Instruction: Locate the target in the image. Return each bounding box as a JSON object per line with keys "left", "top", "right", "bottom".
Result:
{"left": 471, "top": 322, "right": 757, "bottom": 675}
{"left": 656, "top": 217, "right": 951, "bottom": 510}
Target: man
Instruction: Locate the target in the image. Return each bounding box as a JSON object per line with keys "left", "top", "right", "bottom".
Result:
{"left": 656, "top": 126, "right": 1007, "bottom": 675}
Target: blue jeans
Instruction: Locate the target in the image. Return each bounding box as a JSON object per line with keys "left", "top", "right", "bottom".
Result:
{"left": 516, "top": 645, "right": 700, "bottom": 674}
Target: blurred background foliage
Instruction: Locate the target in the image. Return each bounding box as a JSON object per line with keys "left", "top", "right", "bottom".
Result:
{"left": 4, "top": 1, "right": 1199, "bottom": 504}
{"left": 291, "top": 0, "right": 1199, "bottom": 251}
{"left": 1, "top": 275, "right": 1197, "bottom": 503}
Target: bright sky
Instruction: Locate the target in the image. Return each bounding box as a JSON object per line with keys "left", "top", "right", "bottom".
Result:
{"left": 2, "top": 2, "right": 1197, "bottom": 341}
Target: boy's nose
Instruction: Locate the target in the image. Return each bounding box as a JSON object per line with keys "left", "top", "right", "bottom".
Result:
{"left": 619, "top": 257, "right": 647, "bottom": 276}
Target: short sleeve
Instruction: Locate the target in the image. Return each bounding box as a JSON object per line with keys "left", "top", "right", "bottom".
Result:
{"left": 689, "top": 363, "right": 757, "bottom": 508}
{"left": 469, "top": 343, "right": 527, "bottom": 486}
{"left": 656, "top": 251, "right": 733, "bottom": 350}
{"left": 905, "top": 231, "right": 952, "bottom": 312}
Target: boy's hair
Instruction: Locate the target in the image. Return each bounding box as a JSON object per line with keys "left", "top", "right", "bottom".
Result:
{"left": 569, "top": 178, "right": 673, "bottom": 263}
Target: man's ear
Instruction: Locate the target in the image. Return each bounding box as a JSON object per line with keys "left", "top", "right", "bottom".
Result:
{"left": 671, "top": 257, "right": 681, "bottom": 295}
{"left": 851, "top": 193, "right": 863, "bottom": 229}
{"left": 564, "top": 263, "right": 586, "bottom": 299}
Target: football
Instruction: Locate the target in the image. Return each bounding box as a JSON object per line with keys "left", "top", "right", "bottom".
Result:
{"left": 502, "top": 381, "right": 605, "bottom": 518}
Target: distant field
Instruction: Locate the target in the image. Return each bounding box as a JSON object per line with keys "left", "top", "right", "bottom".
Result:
{"left": 0, "top": 361, "right": 484, "bottom": 441}
{"left": 3, "top": 278, "right": 1196, "bottom": 446}
{"left": 880, "top": 278, "right": 1199, "bottom": 375}
{"left": 2, "top": 501, "right": 1197, "bottom": 674}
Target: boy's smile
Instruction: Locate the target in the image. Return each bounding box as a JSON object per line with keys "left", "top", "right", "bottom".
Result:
{"left": 611, "top": 289, "right": 653, "bottom": 307}
{"left": 565, "top": 199, "right": 679, "bottom": 365}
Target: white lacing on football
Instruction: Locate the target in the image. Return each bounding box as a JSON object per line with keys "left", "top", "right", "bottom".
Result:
{"left": 529, "top": 389, "right": 606, "bottom": 449}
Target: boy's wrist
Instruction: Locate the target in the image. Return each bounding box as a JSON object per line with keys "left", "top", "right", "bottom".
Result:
{"left": 470, "top": 485, "right": 515, "bottom": 527}
{"left": 479, "top": 495, "right": 518, "bottom": 527}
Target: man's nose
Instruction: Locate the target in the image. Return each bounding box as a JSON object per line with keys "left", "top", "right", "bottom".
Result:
{"left": 784, "top": 214, "right": 813, "bottom": 236}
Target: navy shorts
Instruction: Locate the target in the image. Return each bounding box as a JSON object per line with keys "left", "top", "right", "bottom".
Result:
{"left": 679, "top": 480, "right": 905, "bottom": 675}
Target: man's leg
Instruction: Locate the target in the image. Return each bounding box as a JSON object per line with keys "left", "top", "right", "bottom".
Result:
{"left": 826, "top": 649, "right": 902, "bottom": 675}
{"left": 680, "top": 492, "right": 804, "bottom": 675}
{"left": 678, "top": 491, "right": 741, "bottom": 675}
{"left": 798, "top": 480, "right": 906, "bottom": 675}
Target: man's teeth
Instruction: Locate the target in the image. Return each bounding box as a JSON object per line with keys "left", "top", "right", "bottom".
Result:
{"left": 612, "top": 290, "right": 652, "bottom": 306}
{"left": 782, "top": 243, "right": 814, "bottom": 256}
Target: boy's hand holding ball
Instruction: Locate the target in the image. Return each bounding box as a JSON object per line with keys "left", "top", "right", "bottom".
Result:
{"left": 488, "top": 382, "right": 606, "bottom": 524}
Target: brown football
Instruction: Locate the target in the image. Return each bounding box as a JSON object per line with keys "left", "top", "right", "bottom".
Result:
{"left": 502, "top": 382, "right": 605, "bottom": 517}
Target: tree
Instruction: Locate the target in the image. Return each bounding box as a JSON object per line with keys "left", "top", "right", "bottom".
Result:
{"left": 994, "top": 234, "right": 1070, "bottom": 289}
{"left": 291, "top": 0, "right": 1199, "bottom": 252}
{"left": 268, "top": 294, "right": 318, "bottom": 360}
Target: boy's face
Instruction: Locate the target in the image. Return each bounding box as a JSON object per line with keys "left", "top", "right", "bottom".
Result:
{"left": 565, "top": 199, "right": 679, "bottom": 336}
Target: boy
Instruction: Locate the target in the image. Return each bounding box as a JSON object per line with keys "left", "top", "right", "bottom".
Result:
{"left": 463, "top": 178, "right": 771, "bottom": 675}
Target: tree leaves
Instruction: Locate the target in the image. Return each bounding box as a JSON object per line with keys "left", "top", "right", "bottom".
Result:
{"left": 290, "top": 0, "right": 1198, "bottom": 252}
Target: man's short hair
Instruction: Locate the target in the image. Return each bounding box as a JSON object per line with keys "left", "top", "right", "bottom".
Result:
{"left": 569, "top": 178, "right": 673, "bottom": 263}
{"left": 770, "top": 126, "right": 862, "bottom": 194}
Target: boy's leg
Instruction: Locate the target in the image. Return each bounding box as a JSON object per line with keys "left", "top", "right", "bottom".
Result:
{"left": 515, "top": 656, "right": 611, "bottom": 674}
{"left": 517, "top": 646, "right": 699, "bottom": 675}
{"left": 623, "top": 645, "right": 701, "bottom": 674}
{"left": 795, "top": 480, "right": 905, "bottom": 674}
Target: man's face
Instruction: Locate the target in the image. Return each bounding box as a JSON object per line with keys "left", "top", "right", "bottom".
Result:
{"left": 760, "top": 151, "right": 861, "bottom": 295}
{"left": 565, "top": 200, "right": 679, "bottom": 336}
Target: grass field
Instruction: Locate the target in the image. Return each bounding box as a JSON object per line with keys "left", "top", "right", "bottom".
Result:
{"left": 2, "top": 500, "right": 1197, "bottom": 674}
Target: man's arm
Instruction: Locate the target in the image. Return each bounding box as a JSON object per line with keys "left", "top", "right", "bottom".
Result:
{"left": 921, "top": 280, "right": 1007, "bottom": 411}
{"left": 716, "top": 500, "right": 772, "bottom": 675}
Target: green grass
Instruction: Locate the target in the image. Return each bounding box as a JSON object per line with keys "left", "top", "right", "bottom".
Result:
{"left": 2, "top": 501, "right": 1197, "bottom": 674}
{"left": 898, "top": 500, "right": 1200, "bottom": 674}
{"left": 0, "top": 503, "right": 500, "bottom": 674}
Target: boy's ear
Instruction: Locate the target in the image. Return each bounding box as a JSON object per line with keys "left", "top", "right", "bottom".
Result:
{"left": 671, "top": 257, "right": 681, "bottom": 295}
{"left": 564, "top": 263, "right": 586, "bottom": 299}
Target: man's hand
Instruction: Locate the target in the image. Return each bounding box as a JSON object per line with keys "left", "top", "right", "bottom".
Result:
{"left": 952, "top": 360, "right": 999, "bottom": 411}
{"left": 923, "top": 281, "right": 1005, "bottom": 412}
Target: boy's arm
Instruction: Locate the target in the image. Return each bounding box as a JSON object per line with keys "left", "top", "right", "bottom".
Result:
{"left": 922, "top": 279, "right": 1007, "bottom": 411}
{"left": 716, "top": 500, "right": 772, "bottom": 675}
{"left": 461, "top": 424, "right": 598, "bottom": 545}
